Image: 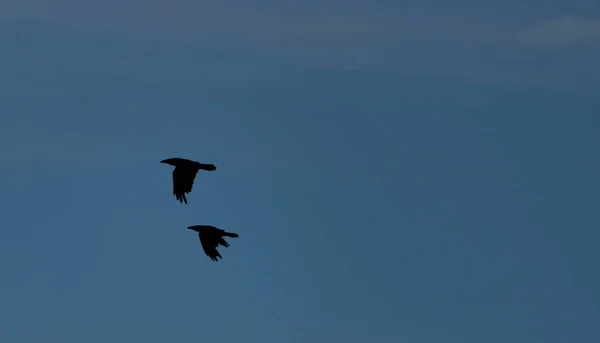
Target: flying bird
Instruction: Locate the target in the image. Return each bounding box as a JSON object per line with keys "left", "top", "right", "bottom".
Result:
{"left": 187, "top": 225, "right": 239, "bottom": 262}
{"left": 160, "top": 157, "right": 216, "bottom": 204}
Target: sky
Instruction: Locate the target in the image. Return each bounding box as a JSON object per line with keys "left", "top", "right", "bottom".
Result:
{"left": 0, "top": 1, "right": 599, "bottom": 342}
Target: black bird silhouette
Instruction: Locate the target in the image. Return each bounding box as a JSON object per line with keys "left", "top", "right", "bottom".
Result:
{"left": 187, "top": 225, "right": 239, "bottom": 262}
{"left": 160, "top": 158, "right": 216, "bottom": 204}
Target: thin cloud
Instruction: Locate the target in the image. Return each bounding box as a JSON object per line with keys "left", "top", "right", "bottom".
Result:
{"left": 517, "top": 16, "right": 600, "bottom": 48}
{"left": 0, "top": 2, "right": 489, "bottom": 44}
{"left": 1, "top": 1, "right": 598, "bottom": 93}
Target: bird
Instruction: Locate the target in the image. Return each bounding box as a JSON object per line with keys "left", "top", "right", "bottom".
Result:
{"left": 187, "top": 225, "right": 239, "bottom": 262}
{"left": 160, "top": 157, "right": 216, "bottom": 204}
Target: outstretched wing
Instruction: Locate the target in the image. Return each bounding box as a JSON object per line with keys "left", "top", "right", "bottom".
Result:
{"left": 172, "top": 167, "right": 199, "bottom": 204}
{"left": 198, "top": 232, "right": 223, "bottom": 262}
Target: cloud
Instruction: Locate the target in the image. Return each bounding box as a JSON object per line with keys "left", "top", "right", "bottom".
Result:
{"left": 517, "top": 16, "right": 600, "bottom": 48}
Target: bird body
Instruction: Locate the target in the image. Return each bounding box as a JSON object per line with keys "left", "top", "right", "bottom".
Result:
{"left": 161, "top": 157, "right": 216, "bottom": 204}
{"left": 187, "top": 225, "right": 239, "bottom": 261}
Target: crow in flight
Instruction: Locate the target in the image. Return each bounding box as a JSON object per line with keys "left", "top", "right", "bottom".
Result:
{"left": 160, "top": 158, "right": 216, "bottom": 204}
{"left": 187, "top": 225, "right": 239, "bottom": 262}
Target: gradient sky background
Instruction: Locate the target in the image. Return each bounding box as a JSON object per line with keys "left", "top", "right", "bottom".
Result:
{"left": 1, "top": 1, "right": 599, "bottom": 342}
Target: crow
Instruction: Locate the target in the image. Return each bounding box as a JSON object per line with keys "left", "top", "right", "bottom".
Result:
{"left": 187, "top": 225, "right": 239, "bottom": 262}
{"left": 160, "top": 157, "right": 216, "bottom": 204}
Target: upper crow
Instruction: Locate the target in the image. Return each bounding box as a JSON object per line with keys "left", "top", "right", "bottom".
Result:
{"left": 187, "top": 225, "right": 239, "bottom": 262}
{"left": 161, "top": 157, "right": 216, "bottom": 204}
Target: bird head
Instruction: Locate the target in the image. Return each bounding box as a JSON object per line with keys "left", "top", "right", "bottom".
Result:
{"left": 193, "top": 161, "right": 217, "bottom": 171}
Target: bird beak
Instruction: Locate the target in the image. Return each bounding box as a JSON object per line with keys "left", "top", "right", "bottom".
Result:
{"left": 160, "top": 159, "right": 168, "bottom": 164}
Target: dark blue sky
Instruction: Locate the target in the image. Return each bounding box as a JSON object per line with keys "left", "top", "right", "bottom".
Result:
{"left": 1, "top": 2, "right": 599, "bottom": 342}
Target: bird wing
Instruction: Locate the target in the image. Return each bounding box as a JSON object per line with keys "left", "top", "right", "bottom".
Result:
{"left": 198, "top": 232, "right": 222, "bottom": 262}
{"left": 172, "top": 167, "right": 199, "bottom": 204}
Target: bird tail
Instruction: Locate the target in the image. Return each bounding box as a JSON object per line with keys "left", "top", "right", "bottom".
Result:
{"left": 199, "top": 163, "right": 216, "bottom": 171}
{"left": 223, "top": 231, "right": 239, "bottom": 238}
